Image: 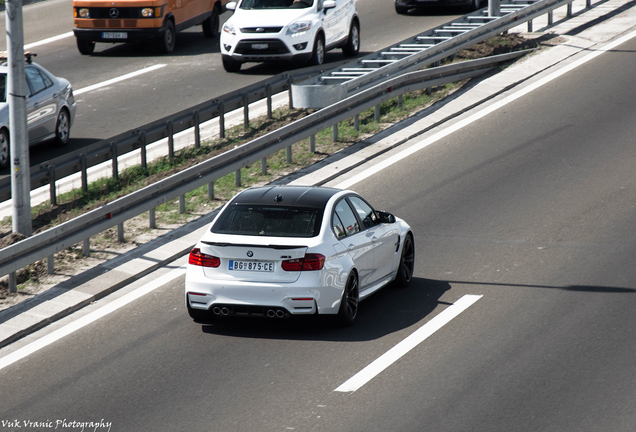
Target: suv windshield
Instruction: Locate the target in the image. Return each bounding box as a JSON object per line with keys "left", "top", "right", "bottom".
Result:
{"left": 240, "top": 0, "right": 314, "bottom": 9}
{"left": 212, "top": 205, "right": 323, "bottom": 237}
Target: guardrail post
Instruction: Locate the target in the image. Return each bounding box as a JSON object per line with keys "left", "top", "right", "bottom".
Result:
{"left": 149, "top": 208, "right": 156, "bottom": 229}
{"left": 586, "top": 0, "right": 590, "bottom": 8}
{"left": 374, "top": 105, "right": 380, "bottom": 122}
{"left": 48, "top": 165, "right": 56, "bottom": 206}
{"left": 80, "top": 153, "right": 88, "bottom": 193}
{"left": 179, "top": 194, "right": 186, "bottom": 214}
{"left": 235, "top": 169, "right": 241, "bottom": 186}
{"left": 332, "top": 124, "right": 338, "bottom": 142}
{"left": 194, "top": 110, "right": 201, "bottom": 148}
{"left": 398, "top": 94, "right": 403, "bottom": 109}
{"left": 286, "top": 146, "right": 292, "bottom": 163}
{"left": 261, "top": 158, "right": 267, "bottom": 174}
{"left": 266, "top": 83, "right": 273, "bottom": 119}
{"left": 288, "top": 75, "right": 294, "bottom": 110}
{"left": 527, "top": 19, "right": 533, "bottom": 32}
{"left": 9, "top": 272, "right": 16, "bottom": 293}
{"left": 488, "top": 0, "right": 500, "bottom": 17}
{"left": 548, "top": 10, "right": 553, "bottom": 25}
{"left": 83, "top": 238, "right": 90, "bottom": 257}
{"left": 117, "top": 222, "right": 124, "bottom": 243}
{"left": 140, "top": 131, "right": 147, "bottom": 169}
{"left": 208, "top": 182, "right": 214, "bottom": 200}
{"left": 243, "top": 92, "right": 249, "bottom": 131}
{"left": 354, "top": 114, "right": 359, "bottom": 131}
{"left": 111, "top": 142, "right": 118, "bottom": 179}
{"left": 567, "top": 1, "right": 572, "bottom": 17}
{"left": 47, "top": 256, "right": 54, "bottom": 274}
{"left": 310, "top": 135, "right": 316, "bottom": 153}
{"left": 167, "top": 120, "right": 174, "bottom": 159}
{"left": 219, "top": 101, "right": 226, "bottom": 139}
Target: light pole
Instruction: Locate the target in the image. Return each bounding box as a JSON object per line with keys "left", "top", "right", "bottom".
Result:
{"left": 5, "top": 0, "right": 32, "bottom": 237}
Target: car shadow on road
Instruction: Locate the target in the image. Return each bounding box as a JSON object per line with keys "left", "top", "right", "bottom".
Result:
{"left": 200, "top": 277, "right": 452, "bottom": 342}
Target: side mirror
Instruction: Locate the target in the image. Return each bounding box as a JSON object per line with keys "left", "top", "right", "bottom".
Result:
{"left": 226, "top": 1, "right": 237, "bottom": 10}
{"left": 377, "top": 211, "right": 396, "bottom": 224}
{"left": 323, "top": 0, "right": 336, "bottom": 10}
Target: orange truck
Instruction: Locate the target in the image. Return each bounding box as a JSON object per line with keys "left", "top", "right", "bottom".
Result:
{"left": 73, "top": 0, "right": 229, "bottom": 54}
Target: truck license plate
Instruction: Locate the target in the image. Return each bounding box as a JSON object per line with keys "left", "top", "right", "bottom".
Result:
{"left": 102, "top": 32, "right": 127, "bottom": 39}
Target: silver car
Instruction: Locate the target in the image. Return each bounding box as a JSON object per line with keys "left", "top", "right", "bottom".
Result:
{"left": 0, "top": 56, "right": 77, "bottom": 169}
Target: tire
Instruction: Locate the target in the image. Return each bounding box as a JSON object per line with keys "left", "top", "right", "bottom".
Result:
{"left": 202, "top": 7, "right": 220, "bottom": 38}
{"left": 468, "top": 0, "right": 480, "bottom": 11}
{"left": 54, "top": 109, "right": 71, "bottom": 147}
{"left": 395, "top": 234, "right": 415, "bottom": 287}
{"left": 159, "top": 19, "right": 176, "bottom": 53}
{"left": 395, "top": 4, "right": 409, "bottom": 14}
{"left": 222, "top": 55, "right": 242, "bottom": 72}
{"left": 342, "top": 20, "right": 360, "bottom": 57}
{"left": 309, "top": 34, "right": 325, "bottom": 66}
{"left": 187, "top": 302, "right": 215, "bottom": 323}
{"left": 336, "top": 271, "right": 359, "bottom": 326}
{"left": 0, "top": 129, "right": 9, "bottom": 170}
{"left": 76, "top": 38, "right": 95, "bottom": 55}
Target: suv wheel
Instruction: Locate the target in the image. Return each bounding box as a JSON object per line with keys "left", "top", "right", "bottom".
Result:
{"left": 342, "top": 21, "right": 360, "bottom": 57}
{"left": 222, "top": 55, "right": 242, "bottom": 72}
{"left": 309, "top": 34, "right": 325, "bottom": 66}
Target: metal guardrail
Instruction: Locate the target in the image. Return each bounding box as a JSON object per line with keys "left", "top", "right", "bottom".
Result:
{"left": 0, "top": 63, "right": 347, "bottom": 205}
{"left": 292, "top": 0, "right": 577, "bottom": 108}
{"left": 0, "top": 51, "right": 528, "bottom": 278}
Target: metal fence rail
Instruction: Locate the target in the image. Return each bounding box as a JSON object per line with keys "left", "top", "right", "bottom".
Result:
{"left": 292, "top": 0, "right": 579, "bottom": 108}
{"left": 0, "top": 64, "right": 343, "bottom": 205}
{"left": 0, "top": 51, "right": 528, "bottom": 280}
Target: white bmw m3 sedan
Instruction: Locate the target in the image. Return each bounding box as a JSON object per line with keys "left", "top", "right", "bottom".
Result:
{"left": 185, "top": 185, "right": 414, "bottom": 326}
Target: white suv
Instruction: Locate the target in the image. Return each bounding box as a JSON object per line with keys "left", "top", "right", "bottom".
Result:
{"left": 220, "top": 0, "right": 360, "bottom": 72}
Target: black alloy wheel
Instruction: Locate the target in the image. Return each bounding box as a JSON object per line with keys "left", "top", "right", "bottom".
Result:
{"left": 396, "top": 234, "right": 414, "bottom": 287}
{"left": 337, "top": 271, "right": 359, "bottom": 326}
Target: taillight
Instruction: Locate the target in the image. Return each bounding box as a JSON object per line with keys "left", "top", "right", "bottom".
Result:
{"left": 188, "top": 248, "right": 220, "bottom": 267}
{"left": 282, "top": 254, "right": 325, "bottom": 271}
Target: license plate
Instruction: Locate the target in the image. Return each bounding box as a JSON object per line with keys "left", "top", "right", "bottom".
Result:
{"left": 229, "top": 260, "right": 274, "bottom": 271}
{"left": 251, "top": 43, "right": 268, "bottom": 50}
{"left": 102, "top": 32, "right": 127, "bottom": 39}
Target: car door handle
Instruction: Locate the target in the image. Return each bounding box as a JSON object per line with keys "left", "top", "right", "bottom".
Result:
{"left": 33, "top": 102, "right": 39, "bottom": 108}
{"left": 52, "top": 93, "right": 58, "bottom": 98}
{"left": 347, "top": 244, "right": 355, "bottom": 251}
{"left": 372, "top": 236, "right": 378, "bottom": 243}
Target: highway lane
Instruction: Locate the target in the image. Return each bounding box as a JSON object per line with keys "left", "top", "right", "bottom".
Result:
{"left": 2, "top": 16, "right": 636, "bottom": 432}
{"left": 0, "top": 0, "right": 463, "bottom": 170}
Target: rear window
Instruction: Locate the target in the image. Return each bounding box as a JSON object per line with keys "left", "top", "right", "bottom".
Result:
{"left": 211, "top": 205, "right": 323, "bottom": 237}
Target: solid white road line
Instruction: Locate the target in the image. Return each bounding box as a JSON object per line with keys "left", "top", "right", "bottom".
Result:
{"left": 24, "top": 32, "right": 74, "bottom": 50}
{"left": 74, "top": 64, "right": 167, "bottom": 95}
{"left": 0, "top": 266, "right": 186, "bottom": 372}
{"left": 334, "top": 294, "right": 482, "bottom": 393}
{"left": 334, "top": 28, "right": 636, "bottom": 191}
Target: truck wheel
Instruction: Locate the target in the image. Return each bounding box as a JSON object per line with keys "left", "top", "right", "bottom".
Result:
{"left": 342, "top": 20, "right": 359, "bottom": 57}
{"left": 159, "top": 19, "right": 176, "bottom": 53}
{"left": 202, "top": 7, "right": 220, "bottom": 38}
{"left": 76, "top": 38, "right": 95, "bottom": 55}
{"left": 0, "top": 129, "right": 9, "bottom": 169}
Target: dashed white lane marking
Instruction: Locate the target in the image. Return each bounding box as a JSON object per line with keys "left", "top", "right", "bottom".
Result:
{"left": 74, "top": 64, "right": 167, "bottom": 95}
{"left": 335, "top": 294, "right": 482, "bottom": 393}
{"left": 24, "top": 31, "right": 74, "bottom": 50}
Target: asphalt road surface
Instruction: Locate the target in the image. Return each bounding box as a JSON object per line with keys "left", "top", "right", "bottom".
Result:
{"left": 1, "top": 20, "right": 636, "bottom": 432}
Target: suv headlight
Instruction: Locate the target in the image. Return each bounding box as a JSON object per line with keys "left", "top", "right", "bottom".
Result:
{"left": 223, "top": 22, "right": 236, "bottom": 35}
{"left": 286, "top": 21, "right": 311, "bottom": 36}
